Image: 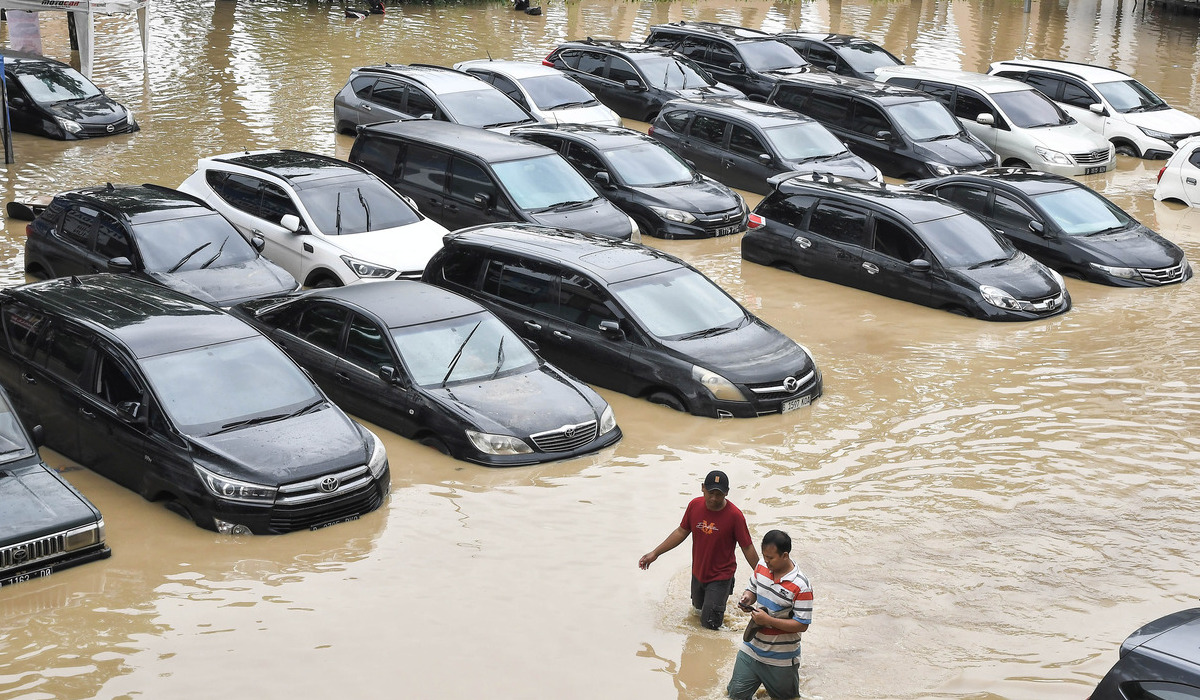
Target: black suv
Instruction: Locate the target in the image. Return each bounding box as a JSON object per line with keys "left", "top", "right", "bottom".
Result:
{"left": 741, "top": 173, "right": 1070, "bottom": 321}
{"left": 1091, "top": 608, "right": 1200, "bottom": 700}
{"left": 512, "top": 123, "right": 747, "bottom": 239}
{"left": 765, "top": 73, "right": 998, "bottom": 179}
{"left": 644, "top": 22, "right": 816, "bottom": 99}
{"left": 23, "top": 184, "right": 298, "bottom": 307}
{"left": 774, "top": 33, "right": 903, "bottom": 81}
{"left": 0, "top": 275, "right": 391, "bottom": 535}
{"left": 423, "top": 224, "right": 822, "bottom": 418}
{"left": 542, "top": 39, "right": 744, "bottom": 122}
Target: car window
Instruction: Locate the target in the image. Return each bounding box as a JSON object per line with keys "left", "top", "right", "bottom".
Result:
{"left": 808, "top": 44, "right": 838, "bottom": 66}
{"left": 1030, "top": 187, "right": 1131, "bottom": 236}
{"left": 637, "top": 55, "right": 716, "bottom": 89}
{"left": 768, "top": 122, "right": 846, "bottom": 160}
{"left": 575, "top": 51, "right": 608, "bottom": 78}
{"left": 809, "top": 202, "right": 869, "bottom": 247}
{"left": 992, "top": 192, "right": 1037, "bottom": 229}
{"left": 391, "top": 312, "right": 537, "bottom": 388}
{"left": 91, "top": 350, "right": 142, "bottom": 407}
{"left": 757, "top": 193, "right": 817, "bottom": 228}
{"left": 482, "top": 258, "right": 559, "bottom": 315}
{"left": 447, "top": 157, "right": 498, "bottom": 205}
{"left": 1189, "top": 150, "right": 1200, "bottom": 169}
{"left": 1093, "top": 79, "right": 1167, "bottom": 114}
{"left": 729, "top": 125, "right": 768, "bottom": 158}
{"left": 916, "top": 212, "right": 1014, "bottom": 268}
{"left": 94, "top": 214, "right": 132, "bottom": 260}
{"left": 405, "top": 88, "right": 438, "bottom": 119}
{"left": 294, "top": 303, "right": 347, "bottom": 353}
{"left": 607, "top": 57, "right": 639, "bottom": 84}
{"left": 660, "top": 110, "right": 691, "bottom": 133}
{"left": 60, "top": 206, "right": 96, "bottom": 247}
{"left": 1060, "top": 80, "right": 1098, "bottom": 109}
{"left": 771, "top": 85, "right": 811, "bottom": 112}
{"left": 953, "top": 89, "right": 994, "bottom": 122}
{"left": 937, "top": 184, "right": 991, "bottom": 214}
{"left": 351, "top": 75, "right": 375, "bottom": 98}
{"left": 466, "top": 70, "right": 496, "bottom": 85}
{"left": 518, "top": 74, "right": 597, "bottom": 111}
{"left": 739, "top": 40, "right": 808, "bottom": 72}
{"left": 835, "top": 42, "right": 902, "bottom": 74}
{"left": 677, "top": 38, "right": 709, "bottom": 62}
{"left": 259, "top": 182, "right": 300, "bottom": 225}
{"left": 886, "top": 99, "right": 961, "bottom": 140}
{"left": 134, "top": 213, "right": 257, "bottom": 271}
{"left": 438, "top": 248, "right": 485, "bottom": 287}
{"left": 707, "top": 42, "right": 739, "bottom": 70}
{"left": 344, "top": 313, "right": 393, "bottom": 372}
{"left": 554, "top": 50, "right": 581, "bottom": 70}
{"left": 211, "top": 172, "right": 263, "bottom": 217}
{"left": 556, "top": 273, "right": 617, "bottom": 329}
{"left": 371, "top": 80, "right": 407, "bottom": 112}
{"left": 490, "top": 75, "right": 527, "bottom": 108}
{"left": 400, "top": 145, "right": 450, "bottom": 193}
{"left": 3, "top": 304, "right": 48, "bottom": 360}
{"left": 1023, "top": 74, "right": 1062, "bottom": 100}
{"left": 605, "top": 142, "right": 694, "bottom": 186}
{"left": 609, "top": 267, "right": 744, "bottom": 340}
{"left": 848, "top": 100, "right": 891, "bottom": 137}
{"left": 916, "top": 81, "right": 955, "bottom": 108}
{"left": 872, "top": 218, "right": 925, "bottom": 262}
{"left": 992, "top": 89, "right": 1070, "bottom": 128}
{"left": 42, "top": 324, "right": 91, "bottom": 387}
{"left": 564, "top": 143, "right": 607, "bottom": 180}
{"left": 354, "top": 137, "right": 403, "bottom": 177}
{"left": 490, "top": 155, "right": 598, "bottom": 210}
{"left": 1124, "top": 681, "right": 1200, "bottom": 699}
{"left": 0, "top": 393, "right": 33, "bottom": 457}
{"left": 689, "top": 114, "right": 727, "bottom": 145}
{"left": 801, "top": 92, "right": 850, "bottom": 124}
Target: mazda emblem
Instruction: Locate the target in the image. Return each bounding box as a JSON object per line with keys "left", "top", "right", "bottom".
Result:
{"left": 783, "top": 376, "right": 800, "bottom": 393}
{"left": 319, "top": 477, "right": 339, "bottom": 493}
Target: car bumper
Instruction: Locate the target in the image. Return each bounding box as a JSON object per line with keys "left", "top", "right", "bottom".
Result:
{"left": 204, "top": 465, "right": 391, "bottom": 535}
{"left": 972, "top": 290, "right": 1072, "bottom": 321}
{"left": 695, "top": 371, "right": 824, "bottom": 419}
{"left": 0, "top": 543, "right": 111, "bottom": 588}
{"left": 463, "top": 427, "right": 622, "bottom": 467}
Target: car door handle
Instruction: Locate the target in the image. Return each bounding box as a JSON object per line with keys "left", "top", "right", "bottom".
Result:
{"left": 445, "top": 203, "right": 459, "bottom": 212}
{"left": 862, "top": 262, "right": 880, "bottom": 275}
{"left": 723, "top": 160, "right": 735, "bottom": 169}
{"left": 251, "top": 228, "right": 262, "bottom": 236}
{"left": 79, "top": 407, "right": 96, "bottom": 420}
{"left": 523, "top": 321, "right": 542, "bottom": 331}
{"left": 1188, "top": 177, "right": 1197, "bottom": 185}
{"left": 335, "top": 372, "right": 350, "bottom": 385}
{"left": 21, "top": 372, "right": 36, "bottom": 384}
{"left": 794, "top": 236, "right": 812, "bottom": 249}
{"left": 359, "top": 103, "right": 372, "bottom": 111}
{"left": 553, "top": 330, "right": 572, "bottom": 341}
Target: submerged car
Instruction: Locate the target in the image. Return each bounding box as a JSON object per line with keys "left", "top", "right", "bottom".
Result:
{"left": 23, "top": 184, "right": 299, "bottom": 307}
{"left": 1154, "top": 136, "right": 1200, "bottom": 207}
{"left": 453, "top": 59, "right": 622, "bottom": 127}
{"left": 0, "top": 49, "right": 138, "bottom": 140}
{"left": 0, "top": 275, "right": 391, "bottom": 535}
{"left": 913, "top": 169, "right": 1190, "bottom": 287}
{"left": 1090, "top": 608, "right": 1200, "bottom": 700}
{"left": 232, "top": 282, "right": 621, "bottom": 466}
{"left": 0, "top": 385, "right": 110, "bottom": 588}
{"left": 742, "top": 173, "right": 1070, "bottom": 320}
{"left": 775, "top": 32, "right": 904, "bottom": 81}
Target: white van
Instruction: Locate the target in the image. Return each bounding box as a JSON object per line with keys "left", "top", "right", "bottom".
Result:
{"left": 875, "top": 66, "right": 1115, "bottom": 176}
{"left": 988, "top": 59, "right": 1200, "bottom": 160}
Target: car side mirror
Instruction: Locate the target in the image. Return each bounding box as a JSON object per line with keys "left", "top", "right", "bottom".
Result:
{"left": 623, "top": 79, "right": 644, "bottom": 92}
{"left": 1029, "top": 220, "right": 1046, "bottom": 235}
{"left": 31, "top": 424, "right": 44, "bottom": 447}
{"left": 473, "top": 192, "right": 494, "bottom": 210}
{"left": 117, "top": 401, "right": 147, "bottom": 424}
{"left": 976, "top": 113, "right": 995, "bottom": 126}
{"left": 758, "top": 153, "right": 773, "bottom": 164}
{"left": 909, "top": 258, "right": 932, "bottom": 272}
{"left": 1088, "top": 103, "right": 1106, "bottom": 116}
{"left": 730, "top": 62, "right": 746, "bottom": 73}
{"left": 874, "top": 130, "right": 893, "bottom": 142}
{"left": 107, "top": 256, "right": 134, "bottom": 272}
{"left": 598, "top": 320, "right": 625, "bottom": 340}
{"left": 418, "top": 112, "right": 435, "bottom": 120}
{"left": 9, "top": 97, "right": 26, "bottom": 109}
{"left": 378, "top": 363, "right": 404, "bottom": 386}
{"left": 594, "top": 171, "right": 614, "bottom": 188}
{"left": 280, "top": 214, "right": 305, "bottom": 234}
{"left": 251, "top": 233, "right": 266, "bottom": 252}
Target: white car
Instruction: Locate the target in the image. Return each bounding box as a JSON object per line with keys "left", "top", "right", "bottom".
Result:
{"left": 453, "top": 59, "right": 622, "bottom": 127}
{"left": 178, "top": 150, "right": 449, "bottom": 287}
{"left": 1155, "top": 136, "right": 1200, "bottom": 206}
{"left": 989, "top": 59, "right": 1200, "bottom": 160}
{"left": 876, "top": 65, "right": 1116, "bottom": 177}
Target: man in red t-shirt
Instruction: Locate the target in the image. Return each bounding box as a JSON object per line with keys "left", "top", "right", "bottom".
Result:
{"left": 639, "top": 470, "right": 760, "bottom": 630}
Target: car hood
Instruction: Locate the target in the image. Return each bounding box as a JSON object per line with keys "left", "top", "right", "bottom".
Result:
{"left": 630, "top": 178, "right": 742, "bottom": 213}
{"left": 0, "top": 463, "right": 98, "bottom": 543}
{"left": 428, "top": 367, "right": 601, "bottom": 437}
{"left": 316, "top": 220, "right": 448, "bottom": 275}
{"left": 1065, "top": 223, "right": 1186, "bottom": 268}
{"left": 528, "top": 199, "right": 632, "bottom": 238}
{"left": 913, "top": 134, "right": 997, "bottom": 168}
{"left": 188, "top": 406, "right": 366, "bottom": 485}
{"left": 1026, "top": 122, "right": 1110, "bottom": 152}
{"left": 1123, "top": 108, "right": 1200, "bottom": 136}
{"left": 658, "top": 318, "right": 813, "bottom": 384}
{"left": 145, "top": 258, "right": 298, "bottom": 307}
{"left": 781, "top": 151, "right": 878, "bottom": 180}
{"left": 950, "top": 252, "right": 1062, "bottom": 298}
{"left": 44, "top": 95, "right": 127, "bottom": 124}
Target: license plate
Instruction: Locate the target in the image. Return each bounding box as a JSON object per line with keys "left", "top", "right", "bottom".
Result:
{"left": 714, "top": 224, "right": 740, "bottom": 236}
{"left": 1084, "top": 166, "right": 1107, "bottom": 175}
{"left": 310, "top": 514, "right": 360, "bottom": 531}
{"left": 0, "top": 566, "right": 53, "bottom": 588}
{"left": 781, "top": 396, "right": 811, "bottom": 413}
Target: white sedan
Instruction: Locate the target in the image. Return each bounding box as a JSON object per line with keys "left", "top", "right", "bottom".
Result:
{"left": 1155, "top": 136, "right": 1200, "bottom": 207}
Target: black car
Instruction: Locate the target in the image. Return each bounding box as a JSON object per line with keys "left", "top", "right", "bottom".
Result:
{"left": 742, "top": 173, "right": 1071, "bottom": 320}
{"left": 232, "top": 282, "right": 621, "bottom": 466}
{"left": 348, "top": 120, "right": 636, "bottom": 239}
{"left": 423, "top": 224, "right": 822, "bottom": 418}
{"left": 774, "top": 33, "right": 903, "bottom": 81}
{"left": 542, "top": 39, "right": 744, "bottom": 122}
{"left": 648, "top": 98, "right": 880, "bottom": 194}
{"left": 0, "top": 49, "right": 138, "bottom": 140}
{"left": 23, "top": 184, "right": 299, "bottom": 307}
{"left": 911, "top": 169, "right": 1191, "bottom": 287}
{"left": 0, "top": 385, "right": 110, "bottom": 588}
{"left": 1090, "top": 608, "right": 1200, "bottom": 700}
{"left": 764, "top": 73, "right": 998, "bottom": 179}
{"left": 0, "top": 275, "right": 390, "bottom": 535}
{"left": 512, "top": 123, "right": 747, "bottom": 239}
{"left": 644, "top": 22, "right": 817, "bottom": 99}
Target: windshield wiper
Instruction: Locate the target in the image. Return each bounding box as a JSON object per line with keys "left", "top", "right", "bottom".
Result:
{"left": 357, "top": 188, "right": 372, "bottom": 232}
{"left": 1086, "top": 224, "right": 1128, "bottom": 237}
{"left": 968, "top": 256, "right": 1011, "bottom": 270}
{"left": 210, "top": 412, "right": 292, "bottom": 435}
{"left": 553, "top": 199, "right": 595, "bottom": 211}
{"left": 199, "top": 235, "right": 230, "bottom": 269}
{"left": 551, "top": 100, "right": 594, "bottom": 109}
{"left": 679, "top": 325, "right": 736, "bottom": 340}
{"left": 488, "top": 336, "right": 506, "bottom": 381}
{"left": 285, "top": 399, "right": 326, "bottom": 418}
{"left": 335, "top": 192, "right": 343, "bottom": 236}
{"left": 441, "top": 321, "right": 482, "bottom": 387}
{"left": 167, "top": 241, "right": 212, "bottom": 273}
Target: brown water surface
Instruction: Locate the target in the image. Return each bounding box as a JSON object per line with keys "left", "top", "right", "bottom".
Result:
{"left": 2, "top": 1, "right": 1199, "bottom": 698}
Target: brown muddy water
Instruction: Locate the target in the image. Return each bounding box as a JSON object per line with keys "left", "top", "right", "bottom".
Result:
{"left": 2, "top": 1, "right": 1200, "bottom": 698}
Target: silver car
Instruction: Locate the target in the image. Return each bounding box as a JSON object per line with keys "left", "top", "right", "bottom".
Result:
{"left": 454, "top": 59, "right": 622, "bottom": 127}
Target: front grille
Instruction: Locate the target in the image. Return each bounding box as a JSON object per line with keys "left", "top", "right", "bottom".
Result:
{"left": 276, "top": 465, "right": 374, "bottom": 506}
{"left": 1071, "top": 148, "right": 1110, "bottom": 165}
{"left": 746, "top": 369, "right": 819, "bottom": 402}
{"left": 80, "top": 120, "right": 135, "bottom": 137}
{"left": 1, "top": 533, "right": 65, "bottom": 570}
{"left": 269, "top": 476, "right": 383, "bottom": 532}
{"left": 530, "top": 420, "right": 598, "bottom": 452}
{"left": 1022, "top": 292, "right": 1066, "bottom": 313}
{"left": 1138, "top": 262, "right": 1187, "bottom": 285}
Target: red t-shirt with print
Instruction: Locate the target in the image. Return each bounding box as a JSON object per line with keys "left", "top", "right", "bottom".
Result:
{"left": 681, "top": 496, "right": 752, "bottom": 583}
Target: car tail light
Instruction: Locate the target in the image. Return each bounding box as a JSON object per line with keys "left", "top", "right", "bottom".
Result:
{"left": 748, "top": 213, "right": 765, "bottom": 229}
{"left": 1157, "top": 165, "right": 1166, "bottom": 183}
{"left": 24, "top": 224, "right": 33, "bottom": 237}
{"left": 647, "top": 125, "right": 656, "bottom": 136}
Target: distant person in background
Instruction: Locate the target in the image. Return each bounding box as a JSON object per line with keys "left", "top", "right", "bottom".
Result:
{"left": 639, "top": 470, "right": 759, "bottom": 630}
{"left": 727, "top": 529, "right": 812, "bottom": 700}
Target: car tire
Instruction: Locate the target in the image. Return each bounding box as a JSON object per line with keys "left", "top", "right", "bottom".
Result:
{"left": 647, "top": 390, "right": 687, "bottom": 413}
{"left": 336, "top": 120, "right": 357, "bottom": 136}
{"left": 944, "top": 305, "right": 972, "bottom": 317}
{"left": 773, "top": 262, "right": 798, "bottom": 273}
{"left": 633, "top": 214, "right": 665, "bottom": 239}
{"left": 418, "top": 435, "right": 451, "bottom": 456}
{"left": 1113, "top": 141, "right": 1140, "bottom": 158}
{"left": 163, "top": 498, "right": 194, "bottom": 523}
{"left": 310, "top": 276, "right": 342, "bottom": 289}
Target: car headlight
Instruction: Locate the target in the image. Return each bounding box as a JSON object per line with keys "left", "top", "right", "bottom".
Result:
{"left": 649, "top": 206, "right": 697, "bottom": 224}
{"left": 365, "top": 428, "right": 389, "bottom": 479}
{"left": 599, "top": 405, "right": 617, "bottom": 434}
{"left": 691, "top": 365, "right": 747, "bottom": 402}
{"left": 195, "top": 463, "right": 277, "bottom": 504}
{"left": 63, "top": 521, "right": 103, "bottom": 550}
{"left": 466, "top": 430, "right": 532, "bottom": 455}
{"left": 1139, "top": 126, "right": 1174, "bottom": 143}
{"left": 54, "top": 116, "right": 83, "bottom": 134}
{"left": 979, "top": 284, "right": 1022, "bottom": 310}
{"left": 125, "top": 110, "right": 135, "bottom": 126}
{"left": 929, "top": 163, "right": 955, "bottom": 177}
{"left": 1034, "top": 146, "right": 1073, "bottom": 166}
{"left": 1089, "top": 262, "right": 1142, "bottom": 280}
{"left": 341, "top": 255, "right": 397, "bottom": 279}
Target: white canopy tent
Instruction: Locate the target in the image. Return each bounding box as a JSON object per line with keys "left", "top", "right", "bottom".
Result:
{"left": 1, "top": 0, "right": 149, "bottom": 78}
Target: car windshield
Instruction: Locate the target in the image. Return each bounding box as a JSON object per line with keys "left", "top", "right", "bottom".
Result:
{"left": 1094, "top": 79, "right": 1168, "bottom": 114}
{"left": 439, "top": 88, "right": 534, "bottom": 129}
{"left": 992, "top": 89, "right": 1072, "bottom": 128}
{"left": 834, "top": 42, "right": 903, "bottom": 73}
{"left": 886, "top": 100, "right": 962, "bottom": 140}
{"left": 140, "top": 336, "right": 323, "bottom": 436}
{"left": 391, "top": 312, "right": 537, "bottom": 387}
{"left": 134, "top": 213, "right": 258, "bottom": 272}
{"left": 0, "top": 395, "right": 33, "bottom": 458}
{"left": 916, "top": 213, "right": 1016, "bottom": 268}
{"left": 766, "top": 122, "right": 847, "bottom": 160}
{"left": 610, "top": 267, "right": 746, "bottom": 340}
{"left": 295, "top": 175, "right": 421, "bottom": 235}
{"left": 634, "top": 55, "right": 716, "bottom": 90}
{"left": 519, "top": 74, "right": 598, "bottom": 110}
{"left": 738, "top": 40, "right": 809, "bottom": 72}
{"left": 15, "top": 65, "right": 102, "bottom": 104}
{"left": 491, "top": 155, "right": 599, "bottom": 210}
{"left": 605, "top": 142, "right": 695, "bottom": 186}
{"left": 1032, "top": 187, "right": 1132, "bottom": 236}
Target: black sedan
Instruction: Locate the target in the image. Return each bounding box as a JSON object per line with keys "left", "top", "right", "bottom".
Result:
{"left": 0, "top": 385, "right": 110, "bottom": 588}
{"left": 912, "top": 169, "right": 1191, "bottom": 287}
{"left": 1091, "top": 608, "right": 1200, "bottom": 699}
{"left": 0, "top": 49, "right": 138, "bottom": 140}
{"left": 232, "top": 282, "right": 621, "bottom": 466}
{"left": 513, "top": 123, "right": 747, "bottom": 239}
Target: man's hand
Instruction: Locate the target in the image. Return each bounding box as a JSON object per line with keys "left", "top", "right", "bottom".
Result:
{"left": 739, "top": 590, "right": 755, "bottom": 608}
{"left": 638, "top": 553, "right": 658, "bottom": 570}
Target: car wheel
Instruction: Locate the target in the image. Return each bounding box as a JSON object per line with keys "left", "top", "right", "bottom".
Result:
{"left": 1002, "top": 159, "right": 1030, "bottom": 169}
{"left": 944, "top": 305, "right": 972, "bottom": 317}
{"left": 647, "top": 390, "right": 687, "bottom": 413}
{"left": 773, "top": 262, "right": 798, "bottom": 273}
{"left": 633, "top": 215, "right": 665, "bottom": 239}
{"left": 419, "top": 436, "right": 451, "bottom": 456}
{"left": 1113, "top": 141, "right": 1140, "bottom": 158}
{"left": 163, "top": 498, "right": 194, "bottom": 522}
{"left": 336, "top": 120, "right": 356, "bottom": 136}
{"left": 310, "top": 276, "right": 342, "bottom": 289}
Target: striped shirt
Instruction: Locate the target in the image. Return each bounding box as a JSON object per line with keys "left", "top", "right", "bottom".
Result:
{"left": 740, "top": 561, "right": 813, "bottom": 667}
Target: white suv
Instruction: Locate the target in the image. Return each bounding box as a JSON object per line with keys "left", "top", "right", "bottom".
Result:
{"left": 988, "top": 59, "right": 1200, "bottom": 160}
{"left": 178, "top": 150, "right": 449, "bottom": 288}
{"left": 876, "top": 65, "right": 1115, "bottom": 176}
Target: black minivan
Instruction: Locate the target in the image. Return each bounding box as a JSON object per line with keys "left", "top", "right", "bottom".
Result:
{"left": 423, "top": 224, "right": 822, "bottom": 418}
{"left": 764, "top": 73, "right": 998, "bottom": 179}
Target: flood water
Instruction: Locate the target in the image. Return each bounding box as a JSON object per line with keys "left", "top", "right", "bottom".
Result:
{"left": 2, "top": 0, "right": 1200, "bottom": 698}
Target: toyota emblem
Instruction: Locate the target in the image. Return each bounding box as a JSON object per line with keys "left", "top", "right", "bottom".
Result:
{"left": 106, "top": 123, "right": 115, "bottom": 133}
{"left": 783, "top": 376, "right": 800, "bottom": 393}
{"left": 319, "top": 477, "right": 340, "bottom": 493}
{"left": 563, "top": 426, "right": 576, "bottom": 438}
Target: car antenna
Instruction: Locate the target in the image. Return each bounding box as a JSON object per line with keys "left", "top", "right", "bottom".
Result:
{"left": 486, "top": 50, "right": 493, "bottom": 61}
{"left": 105, "top": 182, "right": 114, "bottom": 191}
{"left": 70, "top": 275, "right": 82, "bottom": 286}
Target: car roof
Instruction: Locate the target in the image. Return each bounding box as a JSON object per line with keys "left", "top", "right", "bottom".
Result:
{"left": 879, "top": 65, "right": 1029, "bottom": 93}
{"left": 778, "top": 32, "right": 871, "bottom": 46}
{"left": 297, "top": 280, "right": 485, "bottom": 329}
{"left": 358, "top": 120, "right": 552, "bottom": 162}
{"left": 208, "top": 149, "right": 371, "bottom": 185}
{"left": 455, "top": 59, "right": 561, "bottom": 80}
{"left": 351, "top": 63, "right": 488, "bottom": 93}
{"left": 662, "top": 97, "right": 813, "bottom": 126}
{"left": 918, "top": 168, "right": 1079, "bottom": 196}
{"left": 556, "top": 39, "right": 680, "bottom": 59}
{"left": 991, "top": 58, "right": 1129, "bottom": 84}
{"left": 512, "top": 123, "right": 661, "bottom": 150}
{"left": 55, "top": 184, "right": 215, "bottom": 224}
{"left": 773, "top": 73, "right": 928, "bottom": 103}
{"left": 3, "top": 275, "right": 257, "bottom": 359}
{"left": 0, "top": 49, "right": 71, "bottom": 70}
{"left": 445, "top": 224, "right": 683, "bottom": 284}
{"left": 1124, "top": 609, "right": 1200, "bottom": 662}
{"left": 649, "top": 21, "right": 775, "bottom": 43}
{"left": 772, "top": 173, "right": 965, "bottom": 224}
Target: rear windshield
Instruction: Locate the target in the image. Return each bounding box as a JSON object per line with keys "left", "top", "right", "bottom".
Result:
{"left": 992, "top": 89, "right": 1072, "bottom": 128}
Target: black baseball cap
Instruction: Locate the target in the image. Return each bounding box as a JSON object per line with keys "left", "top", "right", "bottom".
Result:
{"left": 703, "top": 470, "right": 730, "bottom": 494}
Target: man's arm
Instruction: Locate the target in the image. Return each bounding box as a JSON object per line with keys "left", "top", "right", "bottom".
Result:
{"left": 740, "top": 543, "right": 760, "bottom": 571}
{"left": 639, "top": 526, "right": 689, "bottom": 569}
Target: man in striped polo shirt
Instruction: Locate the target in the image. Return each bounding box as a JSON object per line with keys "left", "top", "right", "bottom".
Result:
{"left": 727, "top": 530, "right": 812, "bottom": 700}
